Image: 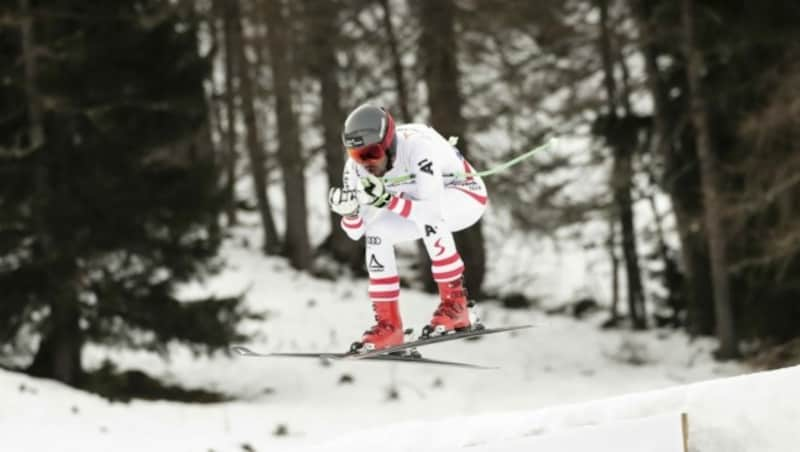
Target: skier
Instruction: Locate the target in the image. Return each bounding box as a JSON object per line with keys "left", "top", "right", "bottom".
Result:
{"left": 328, "top": 104, "right": 489, "bottom": 351}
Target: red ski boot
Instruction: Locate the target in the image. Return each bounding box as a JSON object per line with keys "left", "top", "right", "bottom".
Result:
{"left": 352, "top": 301, "right": 404, "bottom": 352}
{"left": 423, "top": 277, "right": 474, "bottom": 337}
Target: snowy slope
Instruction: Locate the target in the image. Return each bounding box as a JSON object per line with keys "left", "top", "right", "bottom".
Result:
{"left": 304, "top": 365, "right": 800, "bottom": 452}
{"left": 1, "top": 356, "right": 794, "bottom": 452}
{"left": 0, "top": 226, "right": 759, "bottom": 452}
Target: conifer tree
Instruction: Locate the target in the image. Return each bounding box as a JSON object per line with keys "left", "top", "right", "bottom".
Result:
{"left": 0, "top": 1, "right": 255, "bottom": 386}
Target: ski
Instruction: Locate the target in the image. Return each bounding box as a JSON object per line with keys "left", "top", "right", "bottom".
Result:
{"left": 230, "top": 346, "right": 493, "bottom": 369}
{"left": 231, "top": 347, "right": 348, "bottom": 360}
{"left": 345, "top": 324, "right": 533, "bottom": 360}
{"left": 231, "top": 324, "right": 531, "bottom": 368}
{"left": 362, "top": 353, "right": 496, "bottom": 369}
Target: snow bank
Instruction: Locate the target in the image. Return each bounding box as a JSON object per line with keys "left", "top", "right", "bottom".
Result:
{"left": 303, "top": 364, "right": 800, "bottom": 452}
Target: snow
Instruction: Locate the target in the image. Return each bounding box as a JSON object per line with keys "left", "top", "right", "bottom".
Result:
{"left": 3, "top": 222, "right": 796, "bottom": 452}
{"left": 308, "top": 363, "right": 800, "bottom": 452}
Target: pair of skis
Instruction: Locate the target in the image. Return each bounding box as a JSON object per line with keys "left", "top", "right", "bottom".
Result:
{"left": 231, "top": 324, "right": 532, "bottom": 369}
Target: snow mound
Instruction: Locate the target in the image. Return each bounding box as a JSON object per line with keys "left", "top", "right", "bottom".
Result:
{"left": 302, "top": 364, "right": 800, "bottom": 452}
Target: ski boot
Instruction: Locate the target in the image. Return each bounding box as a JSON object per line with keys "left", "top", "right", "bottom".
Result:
{"left": 421, "top": 277, "right": 482, "bottom": 339}
{"left": 350, "top": 301, "right": 405, "bottom": 353}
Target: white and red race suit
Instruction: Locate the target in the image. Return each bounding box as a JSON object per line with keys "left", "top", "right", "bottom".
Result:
{"left": 339, "top": 124, "right": 488, "bottom": 303}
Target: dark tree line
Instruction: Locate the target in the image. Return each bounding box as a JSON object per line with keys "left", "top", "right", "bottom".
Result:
{"left": 632, "top": 0, "right": 800, "bottom": 357}
{"left": 0, "top": 0, "right": 256, "bottom": 387}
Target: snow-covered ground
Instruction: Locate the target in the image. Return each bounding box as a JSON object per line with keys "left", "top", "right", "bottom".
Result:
{"left": 1, "top": 224, "right": 778, "bottom": 452}
{"left": 306, "top": 364, "right": 800, "bottom": 452}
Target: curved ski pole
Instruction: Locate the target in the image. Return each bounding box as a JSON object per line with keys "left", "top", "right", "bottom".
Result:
{"left": 382, "top": 137, "right": 559, "bottom": 187}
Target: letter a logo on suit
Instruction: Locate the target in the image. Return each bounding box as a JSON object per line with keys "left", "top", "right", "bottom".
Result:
{"left": 425, "top": 224, "right": 438, "bottom": 237}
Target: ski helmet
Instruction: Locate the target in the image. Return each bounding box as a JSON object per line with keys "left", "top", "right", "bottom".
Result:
{"left": 341, "top": 104, "right": 396, "bottom": 164}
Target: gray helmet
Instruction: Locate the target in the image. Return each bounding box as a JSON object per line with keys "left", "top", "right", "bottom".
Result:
{"left": 341, "top": 105, "right": 396, "bottom": 158}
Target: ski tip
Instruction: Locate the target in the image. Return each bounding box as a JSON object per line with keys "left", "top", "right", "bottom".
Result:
{"left": 230, "top": 345, "right": 254, "bottom": 356}
{"left": 498, "top": 324, "right": 535, "bottom": 332}
{"left": 515, "top": 324, "right": 535, "bottom": 330}
{"left": 456, "top": 363, "right": 500, "bottom": 370}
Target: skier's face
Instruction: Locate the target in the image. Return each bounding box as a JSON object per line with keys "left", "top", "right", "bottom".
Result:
{"left": 348, "top": 142, "right": 389, "bottom": 176}
{"left": 362, "top": 154, "right": 388, "bottom": 176}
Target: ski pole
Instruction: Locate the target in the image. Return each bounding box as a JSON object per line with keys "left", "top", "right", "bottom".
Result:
{"left": 382, "top": 137, "right": 558, "bottom": 187}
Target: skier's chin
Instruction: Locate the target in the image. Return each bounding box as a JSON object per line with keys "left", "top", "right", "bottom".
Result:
{"left": 365, "top": 166, "right": 385, "bottom": 177}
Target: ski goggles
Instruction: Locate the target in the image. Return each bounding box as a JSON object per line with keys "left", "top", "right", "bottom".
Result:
{"left": 344, "top": 112, "right": 395, "bottom": 165}
{"left": 347, "top": 143, "right": 387, "bottom": 164}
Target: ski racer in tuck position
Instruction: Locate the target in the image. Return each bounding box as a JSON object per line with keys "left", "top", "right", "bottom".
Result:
{"left": 328, "top": 104, "right": 489, "bottom": 352}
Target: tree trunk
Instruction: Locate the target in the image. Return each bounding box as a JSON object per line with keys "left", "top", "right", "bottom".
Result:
{"left": 380, "top": 0, "right": 411, "bottom": 122}
{"left": 319, "top": 43, "right": 356, "bottom": 265}
{"left": 614, "top": 146, "right": 647, "bottom": 329}
{"left": 629, "top": 0, "right": 714, "bottom": 335}
{"left": 28, "top": 122, "right": 83, "bottom": 385}
{"left": 21, "top": 0, "right": 81, "bottom": 386}
{"left": 598, "top": 0, "right": 647, "bottom": 329}
{"left": 220, "top": 0, "right": 239, "bottom": 226}
{"left": 263, "top": 0, "right": 312, "bottom": 270}
{"left": 668, "top": 136, "right": 716, "bottom": 335}
{"left": 303, "top": 0, "right": 358, "bottom": 265}
{"left": 203, "top": 19, "right": 225, "bottom": 165}
{"left": 681, "top": 0, "right": 738, "bottom": 358}
{"left": 643, "top": 165, "right": 671, "bottom": 263}
{"left": 228, "top": 0, "right": 281, "bottom": 254}
{"left": 418, "top": 0, "right": 486, "bottom": 298}
{"left": 194, "top": 3, "right": 223, "bottom": 242}
{"left": 19, "top": 0, "right": 43, "bottom": 155}
{"left": 606, "top": 215, "right": 621, "bottom": 327}
{"left": 28, "top": 287, "right": 83, "bottom": 386}
{"left": 675, "top": 198, "right": 715, "bottom": 335}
